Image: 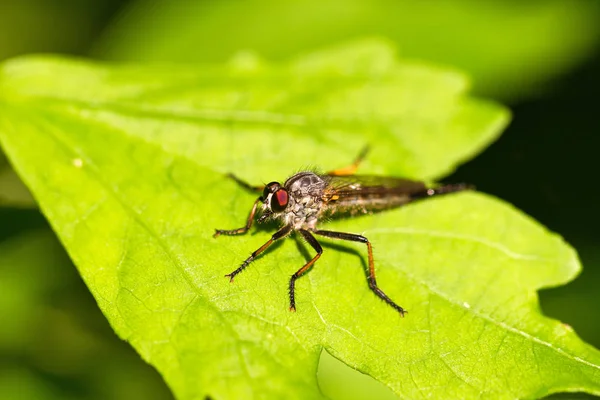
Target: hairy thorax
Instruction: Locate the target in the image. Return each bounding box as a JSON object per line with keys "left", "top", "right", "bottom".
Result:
{"left": 282, "top": 172, "right": 327, "bottom": 230}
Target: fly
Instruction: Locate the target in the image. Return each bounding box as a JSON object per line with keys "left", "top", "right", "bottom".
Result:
{"left": 214, "top": 147, "right": 472, "bottom": 316}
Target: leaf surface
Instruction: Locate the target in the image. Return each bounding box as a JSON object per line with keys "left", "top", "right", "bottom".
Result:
{"left": 1, "top": 41, "right": 599, "bottom": 399}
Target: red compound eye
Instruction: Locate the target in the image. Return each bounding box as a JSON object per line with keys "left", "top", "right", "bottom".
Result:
{"left": 271, "top": 189, "right": 289, "bottom": 212}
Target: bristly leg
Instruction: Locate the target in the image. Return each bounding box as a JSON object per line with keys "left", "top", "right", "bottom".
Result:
{"left": 224, "top": 224, "right": 293, "bottom": 281}
{"left": 225, "top": 173, "right": 265, "bottom": 193}
{"left": 326, "top": 145, "right": 370, "bottom": 176}
{"left": 313, "top": 229, "right": 407, "bottom": 316}
{"left": 213, "top": 197, "right": 261, "bottom": 237}
{"left": 289, "top": 230, "right": 323, "bottom": 311}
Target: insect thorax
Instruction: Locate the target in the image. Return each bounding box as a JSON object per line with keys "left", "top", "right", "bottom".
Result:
{"left": 283, "top": 172, "right": 327, "bottom": 230}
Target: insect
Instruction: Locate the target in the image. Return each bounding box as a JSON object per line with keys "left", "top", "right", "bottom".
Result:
{"left": 214, "top": 147, "right": 471, "bottom": 316}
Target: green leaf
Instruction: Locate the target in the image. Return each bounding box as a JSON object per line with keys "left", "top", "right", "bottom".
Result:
{"left": 95, "top": 0, "right": 600, "bottom": 101}
{"left": 1, "top": 41, "right": 599, "bottom": 399}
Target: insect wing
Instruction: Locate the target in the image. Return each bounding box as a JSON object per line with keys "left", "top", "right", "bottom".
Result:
{"left": 320, "top": 175, "right": 428, "bottom": 215}
{"left": 323, "top": 174, "right": 427, "bottom": 197}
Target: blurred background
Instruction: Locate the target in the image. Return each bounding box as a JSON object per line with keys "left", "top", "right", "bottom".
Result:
{"left": 0, "top": 1, "right": 599, "bottom": 399}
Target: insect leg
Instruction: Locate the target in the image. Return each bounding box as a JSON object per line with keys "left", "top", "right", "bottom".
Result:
{"left": 326, "top": 145, "right": 369, "bottom": 176}
{"left": 214, "top": 197, "right": 261, "bottom": 237}
{"left": 226, "top": 173, "right": 265, "bottom": 193}
{"left": 313, "top": 229, "right": 406, "bottom": 316}
{"left": 225, "top": 224, "right": 293, "bottom": 281}
{"left": 289, "top": 230, "right": 323, "bottom": 312}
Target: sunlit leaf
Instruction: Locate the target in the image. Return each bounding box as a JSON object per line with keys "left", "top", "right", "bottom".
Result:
{"left": 1, "top": 41, "right": 598, "bottom": 399}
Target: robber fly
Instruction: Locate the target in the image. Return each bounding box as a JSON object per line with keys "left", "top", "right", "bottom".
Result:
{"left": 214, "top": 147, "right": 471, "bottom": 316}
